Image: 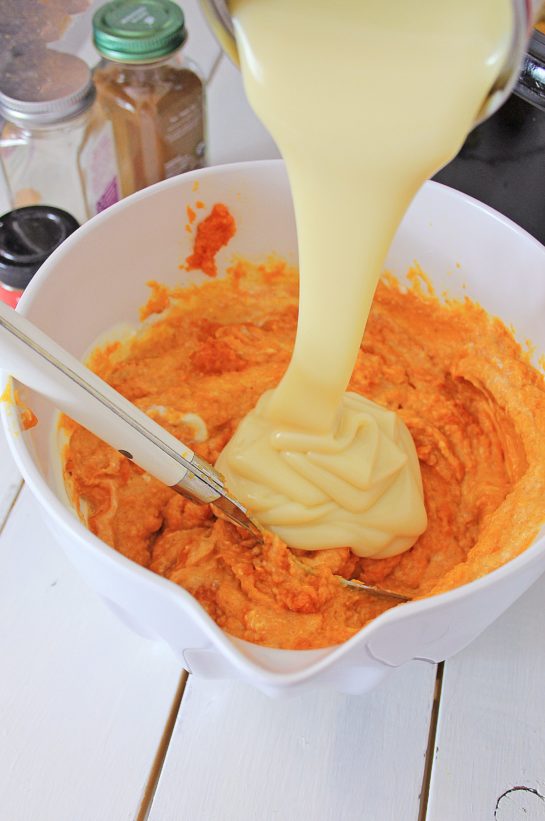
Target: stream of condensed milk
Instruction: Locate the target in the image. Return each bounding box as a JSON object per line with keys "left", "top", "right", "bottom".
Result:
{"left": 216, "top": 0, "right": 512, "bottom": 558}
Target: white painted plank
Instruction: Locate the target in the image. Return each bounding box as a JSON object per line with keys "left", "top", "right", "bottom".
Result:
{"left": 147, "top": 661, "right": 437, "bottom": 821}
{"left": 0, "top": 487, "right": 184, "bottom": 821}
{"left": 207, "top": 54, "right": 282, "bottom": 166}
{"left": 0, "top": 425, "right": 22, "bottom": 530}
{"left": 426, "top": 572, "right": 545, "bottom": 820}
{"left": 150, "top": 40, "right": 431, "bottom": 821}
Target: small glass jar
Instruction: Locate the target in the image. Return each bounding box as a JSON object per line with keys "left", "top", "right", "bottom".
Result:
{"left": 0, "top": 59, "right": 121, "bottom": 225}
{"left": 0, "top": 206, "right": 79, "bottom": 308}
{"left": 92, "top": 0, "right": 206, "bottom": 198}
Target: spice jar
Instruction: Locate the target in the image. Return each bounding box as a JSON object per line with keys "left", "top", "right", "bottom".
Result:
{"left": 0, "top": 59, "right": 120, "bottom": 225}
{"left": 92, "top": 0, "right": 206, "bottom": 198}
{"left": 0, "top": 206, "right": 79, "bottom": 308}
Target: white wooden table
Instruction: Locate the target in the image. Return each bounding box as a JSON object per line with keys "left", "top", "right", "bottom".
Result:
{"left": 2, "top": 4, "right": 545, "bottom": 819}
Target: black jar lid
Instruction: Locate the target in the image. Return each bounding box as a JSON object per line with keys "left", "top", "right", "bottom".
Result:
{"left": 0, "top": 206, "right": 79, "bottom": 291}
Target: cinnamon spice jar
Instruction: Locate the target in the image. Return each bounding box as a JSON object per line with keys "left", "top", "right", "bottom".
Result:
{"left": 92, "top": 0, "right": 206, "bottom": 198}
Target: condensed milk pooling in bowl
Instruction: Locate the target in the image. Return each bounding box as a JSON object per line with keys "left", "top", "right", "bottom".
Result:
{"left": 214, "top": 0, "right": 513, "bottom": 558}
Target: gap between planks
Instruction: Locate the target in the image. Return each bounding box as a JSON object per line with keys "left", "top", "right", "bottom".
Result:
{"left": 136, "top": 671, "right": 191, "bottom": 821}
{"left": 0, "top": 480, "right": 24, "bottom": 539}
{"left": 418, "top": 662, "right": 445, "bottom": 821}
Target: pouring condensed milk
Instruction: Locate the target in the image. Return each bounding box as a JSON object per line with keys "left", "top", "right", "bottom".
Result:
{"left": 214, "top": 0, "right": 517, "bottom": 559}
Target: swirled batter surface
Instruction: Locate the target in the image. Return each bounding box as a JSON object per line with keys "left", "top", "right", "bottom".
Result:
{"left": 63, "top": 260, "right": 545, "bottom": 649}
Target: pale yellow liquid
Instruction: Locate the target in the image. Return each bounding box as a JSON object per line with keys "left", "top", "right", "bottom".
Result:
{"left": 216, "top": 0, "right": 511, "bottom": 558}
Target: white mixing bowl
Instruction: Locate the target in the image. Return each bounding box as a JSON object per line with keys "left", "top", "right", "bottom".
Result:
{"left": 3, "top": 160, "right": 545, "bottom": 697}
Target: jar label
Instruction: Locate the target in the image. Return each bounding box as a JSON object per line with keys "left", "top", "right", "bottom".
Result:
{"left": 158, "top": 88, "right": 206, "bottom": 177}
{"left": 80, "top": 121, "right": 120, "bottom": 216}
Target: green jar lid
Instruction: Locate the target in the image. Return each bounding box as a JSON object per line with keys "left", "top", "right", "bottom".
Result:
{"left": 93, "top": 0, "right": 187, "bottom": 62}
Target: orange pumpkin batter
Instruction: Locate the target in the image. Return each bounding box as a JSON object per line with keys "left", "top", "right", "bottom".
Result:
{"left": 184, "top": 203, "right": 237, "bottom": 277}
{"left": 62, "top": 255, "right": 545, "bottom": 650}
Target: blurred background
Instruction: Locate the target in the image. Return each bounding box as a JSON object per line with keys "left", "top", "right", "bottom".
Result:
{"left": 0, "top": 2, "right": 543, "bottom": 241}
